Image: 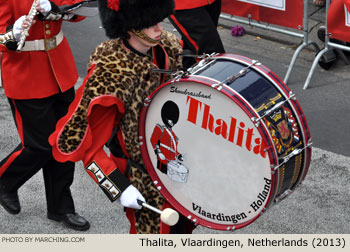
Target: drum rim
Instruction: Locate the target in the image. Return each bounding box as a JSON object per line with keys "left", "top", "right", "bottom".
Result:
{"left": 139, "top": 71, "right": 280, "bottom": 230}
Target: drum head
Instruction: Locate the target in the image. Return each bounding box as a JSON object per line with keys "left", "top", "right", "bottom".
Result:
{"left": 139, "top": 80, "right": 275, "bottom": 230}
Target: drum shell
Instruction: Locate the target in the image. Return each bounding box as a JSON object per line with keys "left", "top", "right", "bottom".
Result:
{"left": 139, "top": 53, "right": 312, "bottom": 230}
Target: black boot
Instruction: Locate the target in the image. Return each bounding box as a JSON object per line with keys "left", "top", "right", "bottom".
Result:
{"left": 317, "top": 50, "right": 337, "bottom": 70}
{"left": 47, "top": 212, "right": 90, "bottom": 231}
{"left": 0, "top": 180, "right": 21, "bottom": 214}
{"left": 316, "top": 26, "right": 337, "bottom": 70}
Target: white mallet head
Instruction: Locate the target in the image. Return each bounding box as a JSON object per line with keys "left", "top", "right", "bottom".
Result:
{"left": 160, "top": 208, "right": 179, "bottom": 226}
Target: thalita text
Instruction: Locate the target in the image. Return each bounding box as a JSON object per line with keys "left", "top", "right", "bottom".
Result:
{"left": 138, "top": 238, "right": 313, "bottom": 248}
{"left": 186, "top": 96, "right": 267, "bottom": 158}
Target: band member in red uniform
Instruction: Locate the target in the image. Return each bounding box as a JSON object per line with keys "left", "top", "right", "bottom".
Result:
{"left": 326, "top": 0, "right": 350, "bottom": 42}
{"left": 0, "top": 0, "right": 90, "bottom": 231}
{"left": 150, "top": 100, "right": 183, "bottom": 174}
{"left": 316, "top": 0, "right": 350, "bottom": 69}
{"left": 169, "top": 0, "right": 225, "bottom": 69}
{"left": 49, "top": 0, "right": 195, "bottom": 234}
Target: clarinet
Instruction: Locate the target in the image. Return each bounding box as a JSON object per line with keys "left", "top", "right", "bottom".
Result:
{"left": 16, "top": 0, "right": 38, "bottom": 52}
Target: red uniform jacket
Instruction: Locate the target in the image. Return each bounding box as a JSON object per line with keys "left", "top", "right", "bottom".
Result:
{"left": 174, "top": 0, "right": 216, "bottom": 10}
{"left": 0, "top": 0, "right": 84, "bottom": 99}
{"left": 150, "top": 124, "right": 180, "bottom": 166}
{"left": 328, "top": 0, "right": 350, "bottom": 42}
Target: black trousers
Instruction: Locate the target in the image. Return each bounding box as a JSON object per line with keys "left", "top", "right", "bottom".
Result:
{"left": 169, "top": 0, "right": 225, "bottom": 69}
{"left": 0, "top": 88, "right": 75, "bottom": 214}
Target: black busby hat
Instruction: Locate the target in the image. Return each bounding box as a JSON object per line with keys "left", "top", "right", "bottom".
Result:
{"left": 98, "top": 0, "right": 175, "bottom": 39}
{"left": 161, "top": 100, "right": 179, "bottom": 127}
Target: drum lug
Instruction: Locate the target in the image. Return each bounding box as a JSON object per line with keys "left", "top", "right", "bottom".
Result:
{"left": 226, "top": 226, "right": 236, "bottom": 231}
{"left": 274, "top": 189, "right": 293, "bottom": 203}
{"left": 143, "top": 97, "right": 151, "bottom": 106}
{"left": 251, "top": 91, "right": 296, "bottom": 126}
{"left": 270, "top": 164, "right": 276, "bottom": 174}
{"left": 153, "top": 180, "right": 161, "bottom": 190}
{"left": 264, "top": 146, "right": 273, "bottom": 152}
{"left": 187, "top": 53, "right": 218, "bottom": 75}
{"left": 273, "top": 140, "right": 312, "bottom": 171}
{"left": 196, "top": 52, "right": 219, "bottom": 59}
{"left": 251, "top": 116, "right": 260, "bottom": 127}
{"left": 211, "top": 82, "right": 224, "bottom": 91}
{"left": 187, "top": 215, "right": 199, "bottom": 225}
{"left": 170, "top": 70, "right": 186, "bottom": 82}
{"left": 307, "top": 138, "right": 313, "bottom": 147}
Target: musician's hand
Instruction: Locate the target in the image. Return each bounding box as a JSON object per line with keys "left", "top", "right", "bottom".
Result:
{"left": 155, "top": 147, "right": 166, "bottom": 161}
{"left": 119, "top": 185, "right": 145, "bottom": 210}
{"left": 36, "top": 0, "right": 52, "bottom": 15}
{"left": 158, "top": 153, "right": 166, "bottom": 161}
{"left": 13, "top": 16, "right": 27, "bottom": 41}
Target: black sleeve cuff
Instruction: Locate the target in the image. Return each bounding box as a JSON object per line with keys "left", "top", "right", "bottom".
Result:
{"left": 86, "top": 161, "right": 131, "bottom": 202}
{"left": 37, "top": 2, "right": 62, "bottom": 21}
{"left": 49, "top": 1, "right": 60, "bottom": 13}
{"left": 6, "top": 25, "right": 13, "bottom": 32}
{"left": 0, "top": 25, "right": 18, "bottom": 51}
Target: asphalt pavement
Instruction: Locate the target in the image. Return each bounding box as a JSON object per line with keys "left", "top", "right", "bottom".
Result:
{"left": 0, "top": 2, "right": 349, "bottom": 234}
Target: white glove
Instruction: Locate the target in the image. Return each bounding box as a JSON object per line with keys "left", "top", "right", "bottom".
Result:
{"left": 62, "top": 13, "right": 75, "bottom": 20}
{"left": 13, "top": 15, "right": 27, "bottom": 41}
{"left": 119, "top": 185, "right": 145, "bottom": 209}
{"left": 158, "top": 153, "right": 166, "bottom": 161}
{"left": 36, "top": 0, "right": 52, "bottom": 15}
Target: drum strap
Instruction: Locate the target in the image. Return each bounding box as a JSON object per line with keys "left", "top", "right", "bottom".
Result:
{"left": 160, "top": 143, "right": 176, "bottom": 154}
{"left": 125, "top": 159, "right": 147, "bottom": 176}
{"left": 106, "top": 126, "right": 129, "bottom": 159}
{"left": 105, "top": 127, "right": 148, "bottom": 178}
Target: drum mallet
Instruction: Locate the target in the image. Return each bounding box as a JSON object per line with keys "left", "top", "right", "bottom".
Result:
{"left": 137, "top": 200, "right": 179, "bottom": 226}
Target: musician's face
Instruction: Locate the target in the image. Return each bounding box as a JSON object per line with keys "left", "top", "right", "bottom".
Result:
{"left": 128, "top": 22, "right": 163, "bottom": 54}
{"left": 167, "top": 119, "right": 174, "bottom": 128}
{"left": 142, "top": 22, "right": 163, "bottom": 45}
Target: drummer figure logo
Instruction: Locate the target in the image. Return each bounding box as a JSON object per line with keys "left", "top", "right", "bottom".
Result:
{"left": 150, "top": 100, "right": 189, "bottom": 183}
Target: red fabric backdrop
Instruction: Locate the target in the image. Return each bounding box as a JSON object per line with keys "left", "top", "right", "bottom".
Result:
{"left": 221, "top": 0, "right": 304, "bottom": 30}
{"left": 327, "top": 0, "right": 350, "bottom": 42}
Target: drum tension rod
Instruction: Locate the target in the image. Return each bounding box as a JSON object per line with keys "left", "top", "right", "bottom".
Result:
{"left": 251, "top": 91, "right": 296, "bottom": 127}
{"left": 273, "top": 140, "right": 312, "bottom": 171}
{"left": 179, "top": 52, "right": 216, "bottom": 59}
{"left": 149, "top": 68, "right": 188, "bottom": 83}
{"left": 186, "top": 53, "right": 219, "bottom": 76}
{"left": 212, "top": 59, "right": 261, "bottom": 90}
{"left": 151, "top": 53, "right": 218, "bottom": 81}
{"left": 150, "top": 69, "right": 174, "bottom": 74}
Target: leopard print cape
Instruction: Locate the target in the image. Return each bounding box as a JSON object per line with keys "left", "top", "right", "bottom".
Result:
{"left": 56, "top": 30, "right": 183, "bottom": 233}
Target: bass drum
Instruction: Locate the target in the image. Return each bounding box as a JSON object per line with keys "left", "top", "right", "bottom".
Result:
{"left": 139, "top": 53, "right": 312, "bottom": 231}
